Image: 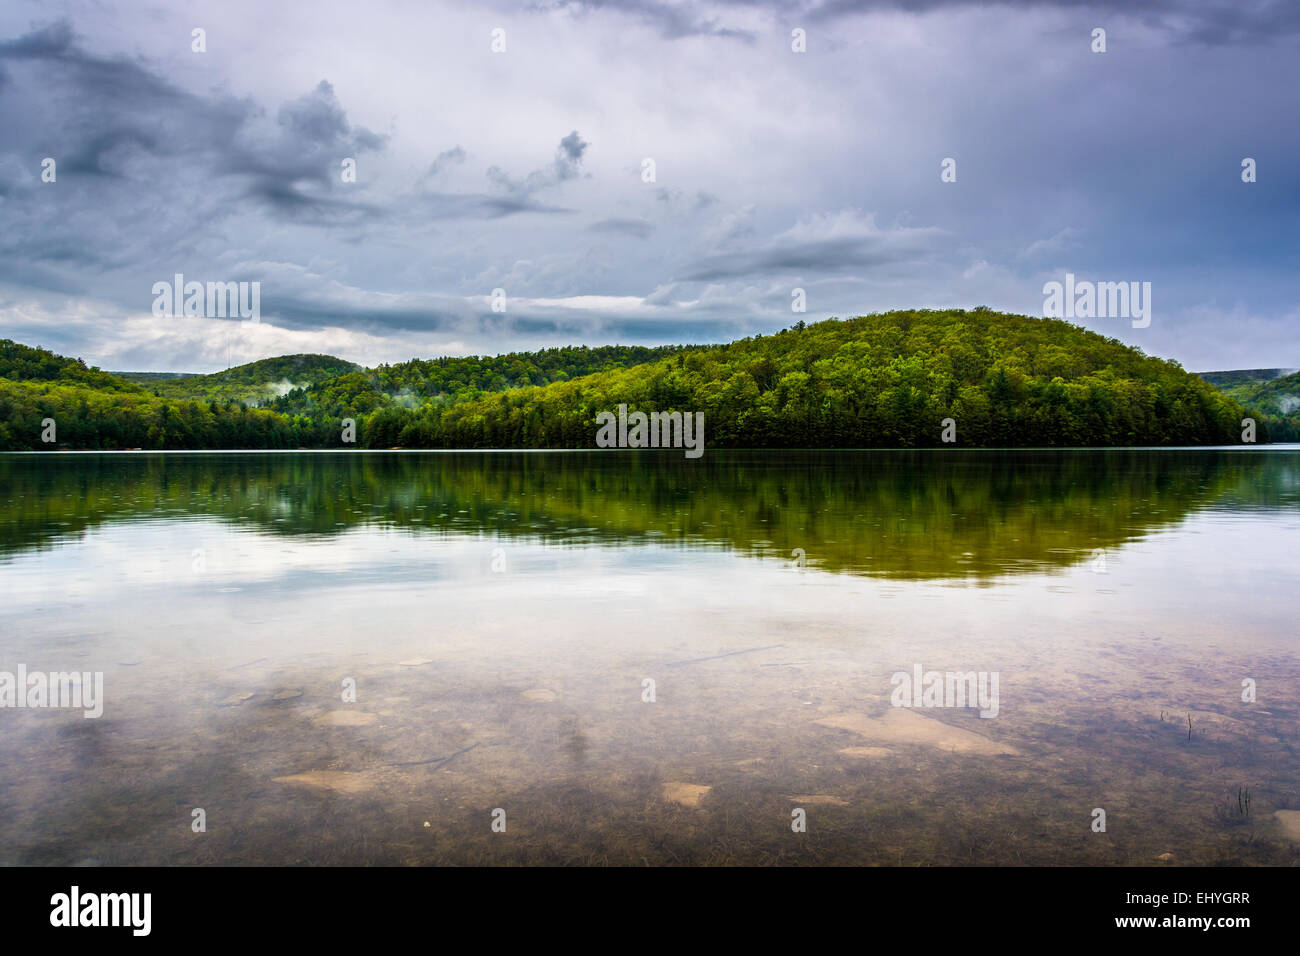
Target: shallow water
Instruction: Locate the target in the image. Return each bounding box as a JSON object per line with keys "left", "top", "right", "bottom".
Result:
{"left": 1, "top": 449, "right": 1297, "bottom": 865}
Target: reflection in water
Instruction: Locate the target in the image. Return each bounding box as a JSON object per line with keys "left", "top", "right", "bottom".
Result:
{"left": 0, "top": 449, "right": 1298, "bottom": 865}
{"left": 2, "top": 448, "right": 1296, "bottom": 577}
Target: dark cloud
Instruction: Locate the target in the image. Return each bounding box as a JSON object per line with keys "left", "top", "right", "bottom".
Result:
{"left": 540, "top": 0, "right": 1300, "bottom": 44}
{"left": 533, "top": 0, "right": 757, "bottom": 41}
{"left": 61, "top": 128, "right": 160, "bottom": 178}
{"left": 652, "top": 188, "right": 719, "bottom": 217}
{"left": 478, "top": 195, "right": 574, "bottom": 216}
{"left": 278, "top": 81, "right": 355, "bottom": 145}
{"left": 1, "top": 4, "right": 1297, "bottom": 372}
{"left": 682, "top": 233, "right": 941, "bottom": 281}
{"left": 797, "top": 0, "right": 1300, "bottom": 43}
{"left": 0, "top": 16, "right": 591, "bottom": 309}
{"left": 488, "top": 131, "right": 592, "bottom": 198}
{"left": 0, "top": 20, "right": 193, "bottom": 106}
{"left": 0, "top": 19, "right": 75, "bottom": 57}
{"left": 0, "top": 20, "right": 372, "bottom": 225}
{"left": 423, "top": 146, "right": 467, "bottom": 180}
{"left": 253, "top": 292, "right": 725, "bottom": 341}
{"left": 241, "top": 182, "right": 388, "bottom": 225}
{"left": 589, "top": 217, "right": 655, "bottom": 238}
{"left": 558, "top": 131, "right": 588, "bottom": 164}
{"left": 228, "top": 81, "right": 387, "bottom": 221}
{"left": 260, "top": 298, "right": 464, "bottom": 335}
{"left": 411, "top": 192, "right": 575, "bottom": 219}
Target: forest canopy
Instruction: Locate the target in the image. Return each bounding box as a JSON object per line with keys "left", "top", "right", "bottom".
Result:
{"left": 0, "top": 310, "right": 1278, "bottom": 450}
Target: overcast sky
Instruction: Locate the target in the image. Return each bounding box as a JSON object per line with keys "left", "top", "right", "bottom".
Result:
{"left": 0, "top": 0, "right": 1296, "bottom": 372}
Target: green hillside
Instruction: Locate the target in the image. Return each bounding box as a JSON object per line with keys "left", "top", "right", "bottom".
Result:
{"left": 0, "top": 340, "right": 316, "bottom": 450}
{"left": 0, "top": 311, "right": 1280, "bottom": 450}
{"left": 120, "top": 353, "right": 362, "bottom": 406}
{"left": 1215, "top": 370, "right": 1300, "bottom": 440}
{"left": 109, "top": 344, "right": 697, "bottom": 414}
{"left": 268, "top": 344, "right": 702, "bottom": 419}
{"left": 1, "top": 339, "right": 141, "bottom": 392}
{"left": 364, "top": 310, "right": 1257, "bottom": 449}
{"left": 0, "top": 340, "right": 706, "bottom": 450}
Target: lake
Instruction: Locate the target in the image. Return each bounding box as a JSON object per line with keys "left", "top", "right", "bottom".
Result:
{"left": 1, "top": 448, "right": 1297, "bottom": 865}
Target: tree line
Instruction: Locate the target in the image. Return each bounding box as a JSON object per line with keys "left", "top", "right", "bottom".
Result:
{"left": 0, "top": 311, "right": 1271, "bottom": 450}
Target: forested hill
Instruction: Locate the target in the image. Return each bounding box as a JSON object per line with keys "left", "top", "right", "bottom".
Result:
{"left": 118, "top": 354, "right": 362, "bottom": 405}
{"left": 105, "top": 345, "right": 695, "bottom": 412}
{"left": 0, "top": 310, "right": 1278, "bottom": 449}
{"left": 267, "top": 344, "right": 704, "bottom": 419}
{"left": 1, "top": 339, "right": 139, "bottom": 392}
{"left": 0, "top": 339, "right": 705, "bottom": 449}
{"left": 375, "top": 344, "right": 701, "bottom": 397}
{"left": 1212, "top": 369, "right": 1300, "bottom": 440}
{"left": 367, "top": 310, "right": 1256, "bottom": 448}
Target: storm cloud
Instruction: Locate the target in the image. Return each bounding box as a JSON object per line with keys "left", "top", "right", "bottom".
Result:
{"left": 0, "top": 0, "right": 1295, "bottom": 371}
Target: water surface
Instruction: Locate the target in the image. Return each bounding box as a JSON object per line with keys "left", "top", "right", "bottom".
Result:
{"left": 1, "top": 449, "right": 1297, "bottom": 865}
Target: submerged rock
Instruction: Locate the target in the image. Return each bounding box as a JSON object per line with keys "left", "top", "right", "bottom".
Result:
{"left": 313, "top": 711, "right": 379, "bottom": 727}
{"left": 838, "top": 746, "right": 893, "bottom": 759}
{"left": 273, "top": 771, "right": 374, "bottom": 794}
{"left": 662, "top": 782, "right": 711, "bottom": 807}
{"left": 789, "top": 794, "right": 849, "bottom": 806}
{"left": 1274, "top": 810, "right": 1300, "bottom": 841}
{"left": 816, "top": 709, "right": 1018, "bottom": 756}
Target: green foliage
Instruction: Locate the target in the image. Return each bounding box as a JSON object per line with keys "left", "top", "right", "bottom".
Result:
{"left": 117, "top": 353, "right": 362, "bottom": 406}
{"left": 0, "top": 376, "right": 346, "bottom": 450}
{"left": 268, "top": 344, "right": 702, "bottom": 419}
{"left": 1, "top": 339, "right": 139, "bottom": 392}
{"left": 0, "top": 345, "right": 356, "bottom": 450}
{"left": 359, "top": 310, "right": 1255, "bottom": 449}
{"left": 372, "top": 344, "right": 698, "bottom": 397}
{"left": 271, "top": 371, "right": 389, "bottom": 420}
{"left": 1217, "top": 369, "right": 1300, "bottom": 440}
{"left": 0, "top": 312, "right": 1274, "bottom": 449}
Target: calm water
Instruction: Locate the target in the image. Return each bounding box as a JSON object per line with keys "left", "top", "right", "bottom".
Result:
{"left": 1, "top": 449, "right": 1297, "bottom": 865}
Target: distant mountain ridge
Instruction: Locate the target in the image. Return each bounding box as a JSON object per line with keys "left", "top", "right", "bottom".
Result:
{"left": 110, "top": 371, "right": 202, "bottom": 380}
{"left": 1196, "top": 368, "right": 1296, "bottom": 387}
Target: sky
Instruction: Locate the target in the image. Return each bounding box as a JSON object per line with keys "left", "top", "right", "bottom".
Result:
{"left": 0, "top": 0, "right": 1296, "bottom": 373}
